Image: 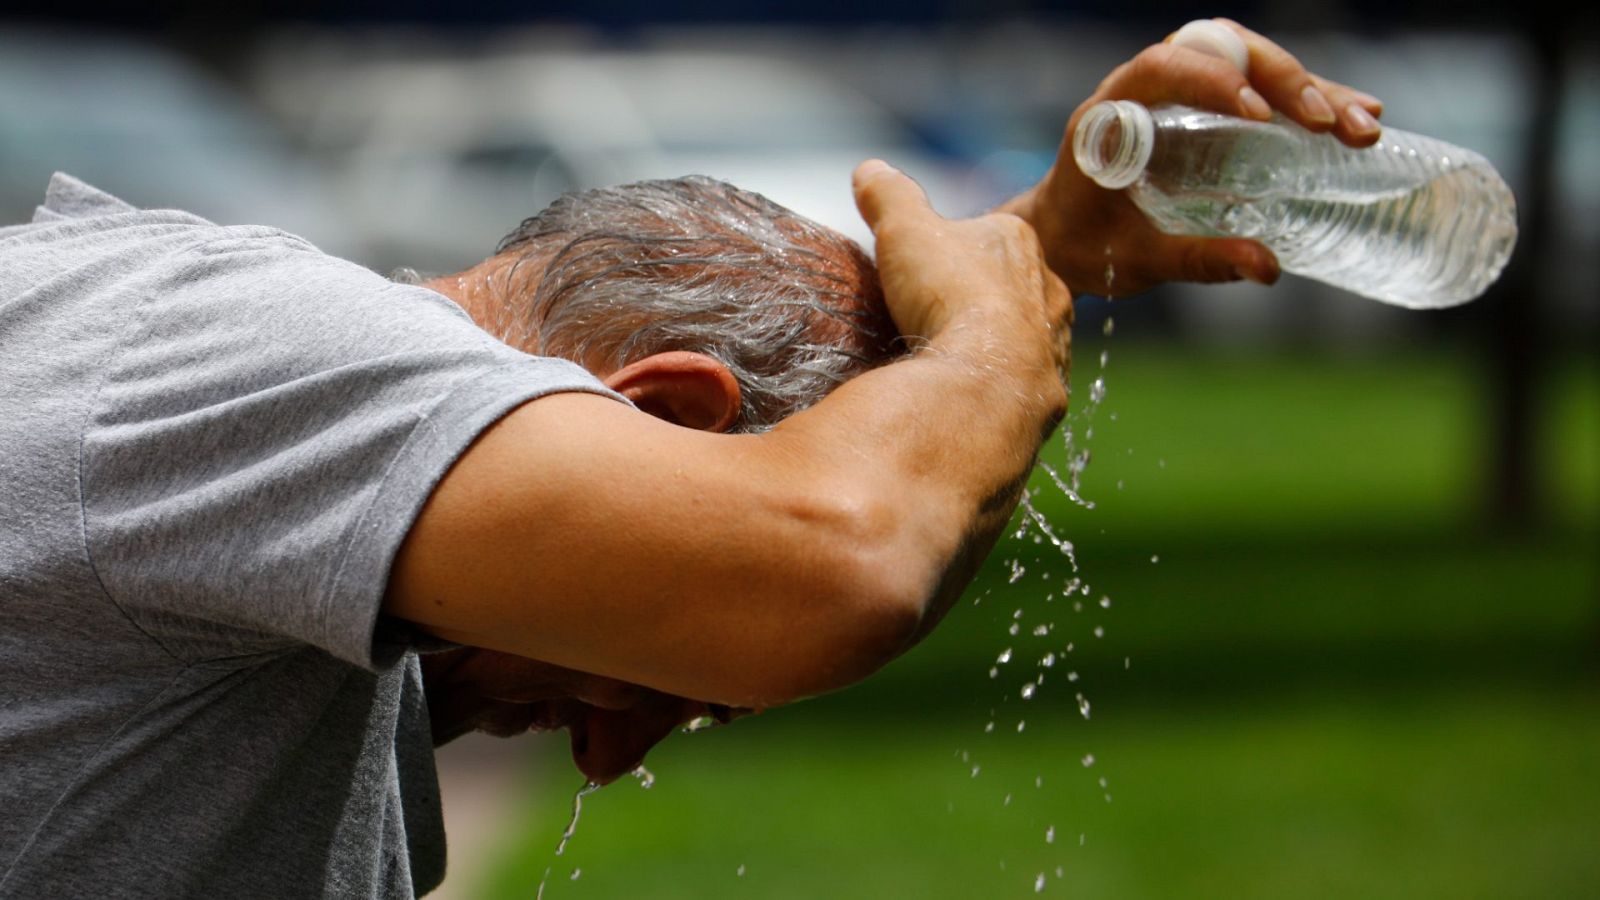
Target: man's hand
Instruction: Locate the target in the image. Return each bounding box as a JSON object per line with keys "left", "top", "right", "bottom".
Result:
{"left": 854, "top": 159, "right": 1072, "bottom": 386}
{"left": 849, "top": 159, "right": 1070, "bottom": 642}
{"left": 421, "top": 647, "right": 725, "bottom": 784}
{"left": 1003, "top": 18, "right": 1386, "bottom": 297}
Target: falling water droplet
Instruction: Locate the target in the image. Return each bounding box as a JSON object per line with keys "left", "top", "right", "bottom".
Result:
{"left": 631, "top": 766, "right": 655, "bottom": 789}
{"left": 1035, "top": 872, "right": 1048, "bottom": 893}
{"left": 1102, "top": 315, "right": 1115, "bottom": 336}
{"left": 1150, "top": 555, "right": 1160, "bottom": 564}
{"left": 681, "top": 716, "right": 716, "bottom": 734}
{"left": 989, "top": 666, "right": 1000, "bottom": 679}
{"left": 554, "top": 782, "right": 600, "bottom": 857}
{"left": 1081, "top": 753, "right": 1095, "bottom": 767}
{"left": 997, "top": 648, "right": 1013, "bottom": 664}
{"left": 1099, "top": 596, "right": 1112, "bottom": 608}
{"left": 1020, "top": 682, "right": 1037, "bottom": 700}
{"left": 570, "top": 868, "right": 582, "bottom": 881}
{"left": 1040, "top": 652, "right": 1056, "bottom": 667}
{"left": 1093, "top": 626, "right": 1105, "bottom": 639}
{"left": 985, "top": 721, "right": 995, "bottom": 733}
{"left": 1035, "top": 775, "right": 1044, "bottom": 788}
{"left": 737, "top": 864, "right": 746, "bottom": 877}
{"left": 1008, "top": 624, "right": 1021, "bottom": 636}
{"left": 971, "top": 765, "right": 982, "bottom": 778}
{"left": 1016, "top": 720, "right": 1027, "bottom": 733}
{"left": 1003, "top": 793, "right": 1013, "bottom": 807}
{"left": 1067, "top": 671, "right": 1079, "bottom": 682}
{"left": 1046, "top": 825, "right": 1057, "bottom": 843}
{"left": 1032, "top": 624, "right": 1050, "bottom": 637}
{"left": 1089, "top": 377, "right": 1106, "bottom": 405}
{"left": 1077, "top": 694, "right": 1092, "bottom": 720}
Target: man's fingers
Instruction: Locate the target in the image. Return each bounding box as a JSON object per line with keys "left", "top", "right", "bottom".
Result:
{"left": 1311, "top": 74, "right": 1384, "bottom": 146}
{"left": 1108, "top": 43, "right": 1261, "bottom": 121}
{"left": 1144, "top": 19, "right": 1384, "bottom": 148}
{"left": 852, "top": 159, "right": 937, "bottom": 233}
{"left": 1207, "top": 18, "right": 1334, "bottom": 132}
{"left": 1214, "top": 19, "right": 1383, "bottom": 146}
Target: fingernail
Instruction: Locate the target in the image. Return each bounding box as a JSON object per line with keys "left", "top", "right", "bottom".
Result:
{"left": 1349, "top": 90, "right": 1384, "bottom": 113}
{"left": 1238, "top": 86, "right": 1271, "bottom": 119}
{"left": 857, "top": 159, "right": 894, "bottom": 178}
{"left": 1300, "top": 85, "right": 1336, "bottom": 124}
{"left": 1343, "top": 103, "right": 1381, "bottom": 135}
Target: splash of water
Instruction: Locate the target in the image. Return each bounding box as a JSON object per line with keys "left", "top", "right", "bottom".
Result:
{"left": 535, "top": 781, "right": 602, "bottom": 899}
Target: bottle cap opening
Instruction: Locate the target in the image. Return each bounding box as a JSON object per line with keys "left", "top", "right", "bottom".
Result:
{"left": 1073, "top": 100, "right": 1155, "bottom": 190}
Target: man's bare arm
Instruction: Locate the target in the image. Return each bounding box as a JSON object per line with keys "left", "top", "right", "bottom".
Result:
{"left": 384, "top": 162, "right": 1070, "bottom": 710}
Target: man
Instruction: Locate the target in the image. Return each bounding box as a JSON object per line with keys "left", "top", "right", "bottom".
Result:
{"left": 0, "top": 20, "right": 1382, "bottom": 898}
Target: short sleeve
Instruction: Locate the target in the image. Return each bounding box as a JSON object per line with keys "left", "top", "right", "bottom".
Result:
{"left": 80, "top": 233, "right": 625, "bottom": 669}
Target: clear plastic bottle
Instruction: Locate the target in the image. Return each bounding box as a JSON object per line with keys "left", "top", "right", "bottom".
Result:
{"left": 1072, "top": 100, "right": 1518, "bottom": 308}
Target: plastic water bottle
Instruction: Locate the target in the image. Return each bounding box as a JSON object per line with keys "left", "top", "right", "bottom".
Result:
{"left": 1071, "top": 100, "right": 1518, "bottom": 308}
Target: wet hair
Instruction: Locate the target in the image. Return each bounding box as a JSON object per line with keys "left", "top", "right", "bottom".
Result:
{"left": 490, "top": 176, "right": 899, "bottom": 432}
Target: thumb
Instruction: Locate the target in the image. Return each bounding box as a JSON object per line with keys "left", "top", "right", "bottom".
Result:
{"left": 852, "top": 159, "right": 936, "bottom": 233}
{"left": 1169, "top": 236, "right": 1280, "bottom": 285}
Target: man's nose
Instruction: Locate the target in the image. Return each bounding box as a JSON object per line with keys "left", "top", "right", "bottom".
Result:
{"left": 568, "top": 697, "right": 705, "bottom": 784}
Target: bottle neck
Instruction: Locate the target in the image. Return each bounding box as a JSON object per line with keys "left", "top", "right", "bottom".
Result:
{"left": 1072, "top": 100, "right": 1155, "bottom": 190}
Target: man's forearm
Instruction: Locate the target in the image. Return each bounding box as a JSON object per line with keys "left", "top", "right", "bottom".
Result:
{"left": 765, "top": 312, "right": 1066, "bottom": 645}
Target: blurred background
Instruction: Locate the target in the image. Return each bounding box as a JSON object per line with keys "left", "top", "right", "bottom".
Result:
{"left": 4, "top": 1, "right": 1593, "bottom": 897}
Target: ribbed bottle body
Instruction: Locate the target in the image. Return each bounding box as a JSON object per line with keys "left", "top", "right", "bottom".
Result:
{"left": 1117, "top": 105, "right": 1518, "bottom": 308}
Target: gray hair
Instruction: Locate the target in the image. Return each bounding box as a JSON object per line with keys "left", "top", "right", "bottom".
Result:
{"left": 490, "top": 176, "right": 899, "bottom": 432}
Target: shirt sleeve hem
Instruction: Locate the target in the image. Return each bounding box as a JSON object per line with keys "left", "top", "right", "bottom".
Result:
{"left": 321, "top": 357, "right": 628, "bottom": 670}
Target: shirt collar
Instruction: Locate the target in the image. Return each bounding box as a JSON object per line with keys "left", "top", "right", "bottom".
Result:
{"left": 32, "top": 172, "right": 138, "bottom": 224}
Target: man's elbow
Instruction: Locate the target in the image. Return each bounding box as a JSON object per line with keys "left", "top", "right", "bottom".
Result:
{"left": 730, "top": 489, "right": 934, "bottom": 708}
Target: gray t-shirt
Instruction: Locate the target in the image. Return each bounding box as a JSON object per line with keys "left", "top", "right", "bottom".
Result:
{"left": 0, "top": 174, "right": 622, "bottom": 898}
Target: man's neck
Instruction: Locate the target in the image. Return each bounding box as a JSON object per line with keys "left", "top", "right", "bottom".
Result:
{"left": 423, "top": 258, "right": 511, "bottom": 342}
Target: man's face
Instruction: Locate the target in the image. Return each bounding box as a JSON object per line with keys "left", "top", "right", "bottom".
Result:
{"left": 422, "top": 646, "right": 726, "bottom": 784}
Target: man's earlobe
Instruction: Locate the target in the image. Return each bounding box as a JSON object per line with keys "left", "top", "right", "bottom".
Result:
{"left": 601, "top": 351, "right": 742, "bottom": 433}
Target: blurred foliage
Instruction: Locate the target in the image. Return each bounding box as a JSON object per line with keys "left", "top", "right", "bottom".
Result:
{"left": 466, "top": 341, "right": 1597, "bottom": 899}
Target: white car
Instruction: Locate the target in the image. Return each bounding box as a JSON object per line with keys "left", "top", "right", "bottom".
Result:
{"left": 255, "top": 47, "right": 989, "bottom": 274}
{"left": 0, "top": 32, "right": 357, "bottom": 261}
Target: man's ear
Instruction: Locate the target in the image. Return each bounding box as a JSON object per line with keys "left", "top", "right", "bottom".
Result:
{"left": 601, "top": 351, "right": 742, "bottom": 433}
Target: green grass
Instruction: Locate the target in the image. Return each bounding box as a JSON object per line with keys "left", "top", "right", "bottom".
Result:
{"left": 464, "top": 346, "right": 1598, "bottom": 899}
{"left": 484, "top": 687, "right": 1600, "bottom": 900}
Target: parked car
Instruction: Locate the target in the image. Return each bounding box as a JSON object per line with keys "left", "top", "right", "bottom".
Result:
{"left": 0, "top": 31, "right": 358, "bottom": 261}
{"left": 253, "top": 46, "right": 991, "bottom": 274}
